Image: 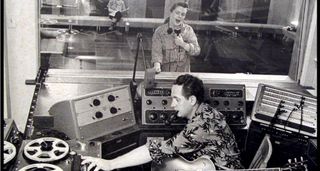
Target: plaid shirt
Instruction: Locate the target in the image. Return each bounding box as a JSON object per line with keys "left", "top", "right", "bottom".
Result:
{"left": 151, "top": 23, "right": 200, "bottom": 72}
{"left": 147, "top": 103, "right": 244, "bottom": 169}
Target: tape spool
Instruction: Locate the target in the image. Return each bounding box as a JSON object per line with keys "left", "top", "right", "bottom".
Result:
{"left": 3, "top": 141, "right": 17, "bottom": 164}
{"left": 18, "top": 163, "right": 63, "bottom": 171}
{"left": 24, "top": 137, "right": 69, "bottom": 162}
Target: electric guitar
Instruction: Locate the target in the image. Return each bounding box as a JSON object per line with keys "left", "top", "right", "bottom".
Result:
{"left": 151, "top": 155, "right": 215, "bottom": 171}
{"left": 151, "top": 155, "right": 308, "bottom": 171}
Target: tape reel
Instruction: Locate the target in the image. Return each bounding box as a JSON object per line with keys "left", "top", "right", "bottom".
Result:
{"left": 18, "top": 163, "right": 63, "bottom": 171}
{"left": 3, "top": 141, "right": 17, "bottom": 164}
{"left": 23, "top": 137, "right": 70, "bottom": 162}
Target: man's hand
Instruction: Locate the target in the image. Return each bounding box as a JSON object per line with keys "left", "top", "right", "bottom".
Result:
{"left": 81, "top": 156, "right": 113, "bottom": 171}
{"left": 153, "top": 62, "right": 161, "bottom": 73}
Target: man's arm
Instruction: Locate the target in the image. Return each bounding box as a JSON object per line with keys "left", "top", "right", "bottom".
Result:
{"left": 111, "top": 145, "right": 152, "bottom": 169}
{"left": 82, "top": 145, "right": 152, "bottom": 171}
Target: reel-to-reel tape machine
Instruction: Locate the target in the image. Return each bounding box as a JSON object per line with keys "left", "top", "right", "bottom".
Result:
{"left": 7, "top": 137, "right": 101, "bottom": 171}
{"left": 3, "top": 141, "right": 17, "bottom": 167}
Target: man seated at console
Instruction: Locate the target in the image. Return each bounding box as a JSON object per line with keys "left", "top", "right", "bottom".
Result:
{"left": 81, "top": 74, "right": 244, "bottom": 170}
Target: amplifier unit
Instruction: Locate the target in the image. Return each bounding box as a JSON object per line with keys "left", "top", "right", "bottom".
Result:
{"left": 251, "top": 83, "right": 317, "bottom": 137}
{"left": 205, "top": 84, "right": 247, "bottom": 127}
{"left": 93, "top": 126, "right": 140, "bottom": 159}
{"left": 49, "top": 85, "right": 136, "bottom": 140}
{"left": 141, "top": 83, "right": 187, "bottom": 125}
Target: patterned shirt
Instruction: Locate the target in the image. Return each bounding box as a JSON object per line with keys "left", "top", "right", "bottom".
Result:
{"left": 108, "top": 0, "right": 126, "bottom": 16}
{"left": 151, "top": 23, "right": 200, "bottom": 72}
{"left": 147, "top": 103, "right": 244, "bottom": 169}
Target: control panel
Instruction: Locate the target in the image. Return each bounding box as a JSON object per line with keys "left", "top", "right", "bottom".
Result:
{"left": 251, "top": 83, "right": 317, "bottom": 137}
{"left": 73, "top": 87, "right": 133, "bottom": 127}
{"left": 205, "top": 84, "right": 247, "bottom": 127}
{"left": 141, "top": 83, "right": 187, "bottom": 125}
{"left": 49, "top": 85, "right": 136, "bottom": 140}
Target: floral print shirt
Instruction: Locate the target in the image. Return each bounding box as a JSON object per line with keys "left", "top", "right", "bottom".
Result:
{"left": 151, "top": 23, "right": 200, "bottom": 72}
{"left": 147, "top": 103, "right": 244, "bottom": 169}
{"left": 108, "top": 0, "right": 126, "bottom": 16}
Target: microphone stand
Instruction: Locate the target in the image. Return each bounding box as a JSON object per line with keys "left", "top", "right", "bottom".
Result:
{"left": 130, "top": 33, "right": 142, "bottom": 100}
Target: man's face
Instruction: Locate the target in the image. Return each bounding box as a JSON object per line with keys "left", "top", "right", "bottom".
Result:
{"left": 171, "top": 85, "right": 194, "bottom": 118}
{"left": 170, "top": 6, "right": 188, "bottom": 27}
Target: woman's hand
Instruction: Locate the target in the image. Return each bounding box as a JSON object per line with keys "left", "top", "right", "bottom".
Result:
{"left": 174, "top": 35, "right": 185, "bottom": 47}
{"left": 174, "top": 35, "right": 190, "bottom": 51}
{"left": 81, "top": 156, "right": 113, "bottom": 171}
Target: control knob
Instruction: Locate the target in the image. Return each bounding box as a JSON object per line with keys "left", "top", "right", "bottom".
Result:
{"left": 108, "top": 95, "right": 115, "bottom": 102}
{"left": 223, "top": 101, "right": 230, "bottom": 106}
{"left": 93, "top": 99, "right": 100, "bottom": 106}
{"left": 149, "top": 113, "right": 157, "bottom": 120}
{"left": 212, "top": 100, "right": 219, "bottom": 106}
{"left": 162, "top": 100, "right": 168, "bottom": 105}
{"left": 159, "top": 113, "right": 168, "bottom": 120}
{"left": 110, "top": 107, "right": 118, "bottom": 114}
{"left": 146, "top": 100, "right": 152, "bottom": 105}
{"left": 95, "top": 111, "right": 103, "bottom": 119}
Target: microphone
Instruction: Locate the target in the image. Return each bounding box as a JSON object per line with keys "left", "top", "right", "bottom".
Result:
{"left": 174, "top": 29, "right": 181, "bottom": 36}
{"left": 174, "top": 29, "right": 182, "bottom": 52}
{"left": 167, "top": 28, "right": 182, "bottom": 52}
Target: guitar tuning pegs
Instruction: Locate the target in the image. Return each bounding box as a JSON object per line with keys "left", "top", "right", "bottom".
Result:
{"left": 294, "top": 158, "right": 298, "bottom": 163}
{"left": 300, "top": 156, "right": 304, "bottom": 161}
{"left": 288, "top": 159, "right": 292, "bottom": 163}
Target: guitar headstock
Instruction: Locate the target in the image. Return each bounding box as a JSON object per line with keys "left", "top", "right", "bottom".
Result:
{"left": 282, "top": 156, "right": 308, "bottom": 171}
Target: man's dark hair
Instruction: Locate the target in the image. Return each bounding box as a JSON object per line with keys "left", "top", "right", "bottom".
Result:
{"left": 170, "top": 2, "right": 189, "bottom": 12}
{"left": 173, "top": 74, "right": 205, "bottom": 104}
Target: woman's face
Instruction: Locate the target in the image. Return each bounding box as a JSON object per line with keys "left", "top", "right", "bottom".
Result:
{"left": 170, "top": 6, "right": 188, "bottom": 28}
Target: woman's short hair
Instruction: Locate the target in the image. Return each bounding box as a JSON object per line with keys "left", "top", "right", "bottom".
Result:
{"left": 170, "top": 2, "right": 189, "bottom": 12}
{"left": 173, "top": 74, "right": 205, "bottom": 104}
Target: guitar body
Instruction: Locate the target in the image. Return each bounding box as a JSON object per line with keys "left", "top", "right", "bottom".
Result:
{"left": 150, "top": 155, "right": 307, "bottom": 171}
{"left": 151, "top": 155, "right": 216, "bottom": 171}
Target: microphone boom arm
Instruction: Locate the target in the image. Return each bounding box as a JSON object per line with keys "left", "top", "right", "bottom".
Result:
{"left": 130, "top": 33, "right": 143, "bottom": 99}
